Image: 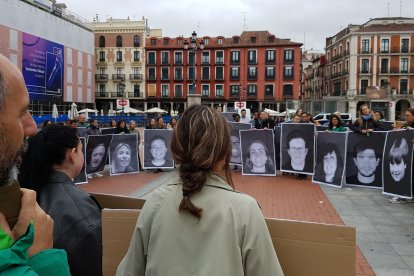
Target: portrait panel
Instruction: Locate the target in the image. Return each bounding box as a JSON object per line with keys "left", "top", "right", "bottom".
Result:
{"left": 143, "top": 129, "right": 174, "bottom": 169}
{"left": 85, "top": 134, "right": 113, "bottom": 175}
{"left": 74, "top": 137, "right": 87, "bottom": 185}
{"left": 240, "top": 129, "right": 276, "bottom": 176}
{"left": 109, "top": 134, "right": 139, "bottom": 175}
{"left": 228, "top": 122, "right": 252, "bottom": 165}
{"left": 221, "top": 112, "right": 238, "bottom": 122}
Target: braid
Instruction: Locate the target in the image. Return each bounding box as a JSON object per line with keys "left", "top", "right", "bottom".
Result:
{"left": 171, "top": 105, "right": 233, "bottom": 219}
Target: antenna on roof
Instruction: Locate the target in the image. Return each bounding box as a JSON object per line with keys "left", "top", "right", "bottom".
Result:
{"left": 243, "top": 11, "right": 247, "bottom": 31}
{"left": 400, "top": 0, "right": 403, "bottom": 17}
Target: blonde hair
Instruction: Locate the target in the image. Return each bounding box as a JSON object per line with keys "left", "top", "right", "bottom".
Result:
{"left": 171, "top": 105, "right": 233, "bottom": 219}
{"left": 357, "top": 104, "right": 377, "bottom": 127}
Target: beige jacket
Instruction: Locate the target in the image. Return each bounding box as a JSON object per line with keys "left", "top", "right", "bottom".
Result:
{"left": 116, "top": 174, "right": 284, "bottom": 276}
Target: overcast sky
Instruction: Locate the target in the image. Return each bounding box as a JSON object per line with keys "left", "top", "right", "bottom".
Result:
{"left": 65, "top": 0, "right": 413, "bottom": 51}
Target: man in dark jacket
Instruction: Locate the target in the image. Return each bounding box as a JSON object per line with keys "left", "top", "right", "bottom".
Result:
{"left": 85, "top": 119, "right": 101, "bottom": 138}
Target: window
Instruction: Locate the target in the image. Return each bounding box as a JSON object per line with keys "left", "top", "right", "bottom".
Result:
{"left": 99, "top": 84, "right": 105, "bottom": 96}
{"left": 360, "top": 79, "right": 368, "bottom": 94}
{"left": 268, "top": 36, "right": 274, "bottom": 43}
{"left": 148, "top": 52, "right": 156, "bottom": 65}
{"left": 188, "top": 52, "right": 195, "bottom": 65}
{"left": 284, "top": 49, "right": 294, "bottom": 62}
{"left": 133, "top": 67, "right": 140, "bottom": 75}
{"left": 380, "top": 38, "right": 389, "bottom": 53}
{"left": 151, "top": 39, "right": 157, "bottom": 46}
{"left": 230, "top": 85, "right": 239, "bottom": 97}
{"left": 400, "top": 79, "right": 408, "bottom": 94}
{"left": 202, "top": 85, "right": 209, "bottom": 97}
{"left": 401, "top": 39, "right": 409, "bottom": 53}
{"left": 401, "top": 58, "right": 409, "bottom": 73}
{"left": 133, "top": 51, "right": 140, "bottom": 61}
{"left": 175, "top": 52, "right": 183, "bottom": 64}
{"left": 133, "top": 85, "right": 141, "bottom": 97}
{"left": 380, "top": 79, "right": 388, "bottom": 88}
{"left": 116, "top": 51, "right": 122, "bottom": 62}
{"left": 248, "top": 66, "right": 257, "bottom": 80}
{"left": 333, "top": 81, "right": 341, "bottom": 96}
{"left": 250, "top": 37, "right": 256, "bottom": 43}
{"left": 217, "top": 38, "right": 223, "bottom": 45}
{"left": 174, "top": 85, "right": 183, "bottom": 97}
{"left": 161, "top": 52, "right": 169, "bottom": 65}
{"left": 176, "top": 38, "right": 182, "bottom": 46}
{"left": 215, "top": 67, "right": 224, "bottom": 80}
{"left": 380, "top": 59, "right": 388, "bottom": 73}
{"left": 174, "top": 84, "right": 183, "bottom": 98}
{"left": 230, "top": 67, "right": 239, "bottom": 80}
{"left": 265, "top": 84, "right": 273, "bottom": 97}
{"left": 203, "top": 38, "right": 209, "bottom": 45}
{"left": 148, "top": 68, "right": 156, "bottom": 80}
{"left": 116, "top": 35, "right": 122, "bottom": 47}
{"left": 163, "top": 38, "right": 169, "bottom": 45}
{"left": 233, "top": 37, "right": 239, "bottom": 44}
{"left": 247, "top": 84, "right": 257, "bottom": 97}
{"left": 284, "top": 66, "right": 293, "bottom": 79}
{"left": 266, "top": 50, "right": 275, "bottom": 64}
{"left": 202, "top": 67, "right": 210, "bottom": 80}
{"left": 116, "top": 84, "right": 124, "bottom": 97}
{"left": 266, "top": 66, "right": 275, "bottom": 79}
{"left": 161, "top": 84, "right": 169, "bottom": 97}
{"left": 99, "top": 36, "right": 105, "bottom": 48}
{"left": 174, "top": 68, "right": 183, "bottom": 80}
{"left": 215, "top": 84, "right": 223, "bottom": 97}
{"left": 283, "top": 84, "right": 293, "bottom": 97}
{"left": 99, "top": 51, "right": 105, "bottom": 62}
{"left": 133, "top": 35, "right": 140, "bottom": 47}
{"left": 361, "top": 39, "right": 370, "bottom": 53}
{"left": 215, "top": 51, "right": 224, "bottom": 64}
{"left": 248, "top": 50, "right": 257, "bottom": 64}
{"left": 161, "top": 67, "right": 169, "bottom": 80}
{"left": 361, "top": 59, "right": 369, "bottom": 73}
{"left": 202, "top": 51, "right": 210, "bottom": 64}
{"left": 230, "top": 51, "right": 240, "bottom": 64}
{"left": 188, "top": 67, "right": 195, "bottom": 80}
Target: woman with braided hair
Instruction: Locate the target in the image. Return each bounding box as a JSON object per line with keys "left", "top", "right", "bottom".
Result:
{"left": 117, "top": 105, "right": 284, "bottom": 276}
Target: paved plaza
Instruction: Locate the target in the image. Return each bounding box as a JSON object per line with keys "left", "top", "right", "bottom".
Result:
{"left": 81, "top": 169, "right": 414, "bottom": 276}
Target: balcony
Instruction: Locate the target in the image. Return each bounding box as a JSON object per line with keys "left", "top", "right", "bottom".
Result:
{"left": 248, "top": 60, "right": 257, "bottom": 65}
{"left": 201, "top": 76, "right": 210, "bottom": 81}
{"left": 284, "top": 59, "right": 294, "bottom": 65}
{"left": 265, "top": 75, "right": 275, "bottom": 81}
{"left": 283, "top": 75, "right": 294, "bottom": 80}
{"left": 129, "top": 74, "right": 143, "bottom": 81}
{"left": 247, "top": 75, "right": 257, "bottom": 81}
{"left": 230, "top": 75, "right": 240, "bottom": 81}
{"left": 265, "top": 94, "right": 274, "bottom": 100}
{"left": 332, "top": 53, "right": 343, "bottom": 61}
{"left": 215, "top": 59, "right": 224, "bottom": 65}
{"left": 201, "top": 93, "right": 210, "bottom": 98}
{"left": 95, "top": 92, "right": 109, "bottom": 97}
{"left": 111, "top": 92, "right": 125, "bottom": 97}
{"left": 128, "top": 92, "right": 144, "bottom": 98}
{"left": 265, "top": 59, "right": 276, "bottom": 65}
{"left": 147, "top": 75, "right": 156, "bottom": 81}
{"left": 360, "top": 69, "right": 370, "bottom": 74}
{"left": 174, "top": 76, "right": 183, "bottom": 81}
{"left": 112, "top": 74, "right": 125, "bottom": 81}
{"left": 247, "top": 93, "right": 257, "bottom": 99}
{"left": 174, "top": 60, "right": 183, "bottom": 65}
{"left": 95, "top": 74, "right": 108, "bottom": 81}
{"left": 230, "top": 60, "right": 240, "bottom": 65}
{"left": 215, "top": 76, "right": 224, "bottom": 81}
{"left": 344, "top": 50, "right": 350, "bottom": 56}
{"left": 201, "top": 60, "right": 210, "bottom": 65}
{"left": 380, "top": 68, "right": 389, "bottom": 74}
{"left": 161, "top": 76, "right": 170, "bottom": 81}
{"left": 361, "top": 49, "right": 370, "bottom": 54}
{"left": 161, "top": 60, "right": 170, "bottom": 66}
{"left": 174, "top": 92, "right": 184, "bottom": 99}
{"left": 230, "top": 93, "right": 239, "bottom": 99}
{"left": 131, "top": 59, "right": 142, "bottom": 66}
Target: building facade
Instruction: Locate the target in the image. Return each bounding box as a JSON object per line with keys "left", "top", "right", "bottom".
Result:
{"left": 92, "top": 17, "right": 161, "bottom": 113}
{"left": 323, "top": 17, "right": 414, "bottom": 120}
{"left": 145, "top": 31, "right": 302, "bottom": 113}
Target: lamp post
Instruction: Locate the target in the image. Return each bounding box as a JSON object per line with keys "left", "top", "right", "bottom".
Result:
{"left": 183, "top": 31, "right": 205, "bottom": 95}
{"left": 120, "top": 80, "right": 126, "bottom": 114}
{"left": 237, "top": 84, "right": 246, "bottom": 110}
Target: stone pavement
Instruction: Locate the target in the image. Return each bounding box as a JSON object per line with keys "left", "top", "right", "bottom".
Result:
{"left": 83, "top": 169, "right": 414, "bottom": 275}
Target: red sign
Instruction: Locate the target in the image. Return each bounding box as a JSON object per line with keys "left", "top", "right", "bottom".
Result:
{"left": 118, "top": 100, "right": 128, "bottom": 106}
{"left": 235, "top": 102, "right": 246, "bottom": 109}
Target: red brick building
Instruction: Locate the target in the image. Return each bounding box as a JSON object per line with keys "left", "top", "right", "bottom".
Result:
{"left": 145, "top": 31, "right": 302, "bottom": 113}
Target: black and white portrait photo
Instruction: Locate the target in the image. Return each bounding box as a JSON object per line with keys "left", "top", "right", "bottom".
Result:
{"left": 74, "top": 137, "right": 87, "bottom": 185}
{"left": 346, "top": 132, "right": 386, "bottom": 188}
{"left": 77, "top": 127, "right": 87, "bottom": 137}
{"left": 228, "top": 122, "right": 252, "bottom": 165}
{"left": 143, "top": 129, "right": 174, "bottom": 169}
{"left": 383, "top": 130, "right": 414, "bottom": 198}
{"left": 221, "top": 112, "right": 238, "bottom": 122}
{"left": 312, "top": 132, "right": 347, "bottom": 187}
{"left": 109, "top": 134, "right": 139, "bottom": 175}
{"left": 280, "top": 123, "right": 315, "bottom": 174}
{"left": 85, "top": 134, "right": 113, "bottom": 175}
{"left": 240, "top": 129, "right": 276, "bottom": 176}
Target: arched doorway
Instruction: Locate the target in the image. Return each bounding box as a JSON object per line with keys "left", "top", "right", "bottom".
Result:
{"left": 396, "top": 100, "right": 411, "bottom": 121}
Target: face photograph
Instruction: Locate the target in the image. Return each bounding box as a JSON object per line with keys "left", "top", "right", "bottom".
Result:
{"left": 312, "top": 132, "right": 347, "bottom": 187}
{"left": 280, "top": 123, "right": 315, "bottom": 174}
{"left": 240, "top": 129, "right": 276, "bottom": 176}
{"left": 74, "top": 137, "right": 87, "bottom": 184}
{"left": 383, "top": 130, "right": 414, "bottom": 198}
{"left": 228, "top": 122, "right": 251, "bottom": 165}
{"left": 85, "top": 134, "right": 113, "bottom": 174}
{"left": 346, "top": 132, "right": 386, "bottom": 188}
{"left": 109, "top": 134, "right": 139, "bottom": 175}
{"left": 143, "top": 129, "right": 174, "bottom": 169}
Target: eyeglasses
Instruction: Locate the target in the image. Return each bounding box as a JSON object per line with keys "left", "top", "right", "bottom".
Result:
{"left": 290, "top": 147, "right": 305, "bottom": 152}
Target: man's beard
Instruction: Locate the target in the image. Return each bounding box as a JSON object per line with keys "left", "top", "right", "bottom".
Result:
{"left": 0, "top": 132, "right": 27, "bottom": 187}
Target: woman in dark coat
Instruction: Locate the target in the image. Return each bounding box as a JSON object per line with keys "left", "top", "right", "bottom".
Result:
{"left": 349, "top": 104, "right": 382, "bottom": 135}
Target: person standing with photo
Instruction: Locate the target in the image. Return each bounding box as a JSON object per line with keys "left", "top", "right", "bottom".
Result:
{"left": 349, "top": 104, "right": 382, "bottom": 135}
{"left": 313, "top": 143, "right": 344, "bottom": 185}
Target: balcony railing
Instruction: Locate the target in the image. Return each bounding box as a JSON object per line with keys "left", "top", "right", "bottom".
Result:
{"left": 95, "top": 92, "right": 109, "bottom": 97}
{"left": 128, "top": 92, "right": 144, "bottom": 98}
{"left": 95, "top": 74, "right": 108, "bottom": 81}
{"left": 112, "top": 74, "right": 125, "bottom": 81}
{"left": 129, "top": 74, "right": 143, "bottom": 81}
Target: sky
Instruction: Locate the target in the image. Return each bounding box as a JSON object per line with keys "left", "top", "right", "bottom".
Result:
{"left": 65, "top": 0, "right": 414, "bottom": 51}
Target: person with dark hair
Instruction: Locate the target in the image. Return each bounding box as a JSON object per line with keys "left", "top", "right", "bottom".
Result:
{"left": 233, "top": 113, "right": 241, "bottom": 122}
{"left": 117, "top": 105, "right": 283, "bottom": 275}
{"left": 283, "top": 129, "right": 313, "bottom": 178}
{"left": 239, "top": 109, "right": 250, "bottom": 124}
{"left": 85, "top": 118, "right": 101, "bottom": 138}
{"left": 313, "top": 143, "right": 344, "bottom": 184}
{"left": 255, "top": 111, "right": 274, "bottom": 129}
{"left": 155, "top": 117, "right": 167, "bottom": 129}
{"left": 146, "top": 118, "right": 157, "bottom": 129}
{"left": 244, "top": 139, "right": 275, "bottom": 174}
{"left": 86, "top": 137, "right": 109, "bottom": 178}
{"left": 144, "top": 135, "right": 173, "bottom": 168}
{"left": 327, "top": 114, "right": 347, "bottom": 132}
{"left": 111, "top": 142, "right": 135, "bottom": 174}
{"left": 109, "top": 119, "right": 117, "bottom": 128}
{"left": 346, "top": 139, "right": 381, "bottom": 186}
{"left": 0, "top": 54, "right": 70, "bottom": 275}
{"left": 349, "top": 104, "right": 382, "bottom": 135}
{"left": 115, "top": 119, "right": 130, "bottom": 134}
{"left": 42, "top": 119, "right": 53, "bottom": 128}
{"left": 19, "top": 125, "right": 102, "bottom": 275}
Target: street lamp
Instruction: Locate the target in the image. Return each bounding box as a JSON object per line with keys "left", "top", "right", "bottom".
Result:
{"left": 120, "top": 80, "right": 126, "bottom": 114}
{"left": 238, "top": 84, "right": 246, "bottom": 110}
{"left": 183, "top": 31, "right": 205, "bottom": 95}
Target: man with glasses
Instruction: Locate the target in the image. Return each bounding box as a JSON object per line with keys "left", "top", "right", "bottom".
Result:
{"left": 282, "top": 129, "right": 313, "bottom": 178}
